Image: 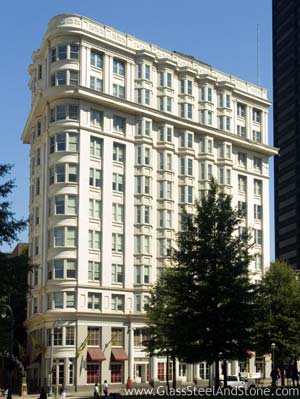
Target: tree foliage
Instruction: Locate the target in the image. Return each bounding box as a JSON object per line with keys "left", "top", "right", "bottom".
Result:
{"left": 254, "top": 261, "right": 300, "bottom": 362}
{"left": 0, "top": 164, "right": 27, "bottom": 246}
{"left": 145, "top": 179, "right": 255, "bottom": 388}
{"left": 0, "top": 164, "right": 29, "bottom": 355}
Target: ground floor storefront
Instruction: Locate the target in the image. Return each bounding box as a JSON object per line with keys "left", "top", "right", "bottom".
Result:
{"left": 26, "top": 318, "right": 272, "bottom": 391}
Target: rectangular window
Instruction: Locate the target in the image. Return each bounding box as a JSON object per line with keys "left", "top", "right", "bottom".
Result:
{"left": 90, "top": 76, "right": 103, "bottom": 92}
{"left": 88, "top": 293, "right": 101, "bottom": 310}
{"left": 253, "top": 157, "right": 262, "bottom": 172}
{"left": 55, "top": 196, "right": 65, "bottom": 214}
{"left": 90, "top": 109, "right": 103, "bottom": 127}
{"left": 238, "top": 153, "right": 246, "bottom": 168}
{"left": 145, "top": 90, "right": 150, "bottom": 105}
{"left": 187, "top": 104, "right": 192, "bottom": 119}
{"left": 237, "top": 103, "right": 246, "bottom": 117}
{"left": 67, "top": 227, "right": 76, "bottom": 247}
{"left": 112, "top": 233, "right": 124, "bottom": 252}
{"left": 70, "top": 70, "right": 79, "bottom": 86}
{"left": 166, "top": 97, "right": 172, "bottom": 112}
{"left": 88, "top": 327, "right": 101, "bottom": 346}
{"left": 54, "top": 228, "right": 64, "bottom": 247}
{"left": 113, "top": 143, "right": 125, "bottom": 162}
{"left": 137, "top": 64, "right": 142, "bottom": 79}
{"left": 112, "top": 173, "right": 124, "bottom": 192}
{"left": 187, "top": 80, "right": 192, "bottom": 95}
{"left": 111, "top": 328, "right": 124, "bottom": 346}
{"left": 208, "top": 87, "right": 212, "bottom": 102}
{"left": 88, "top": 261, "right": 100, "bottom": 281}
{"left": 252, "top": 130, "right": 262, "bottom": 142}
{"left": 54, "top": 292, "right": 63, "bottom": 309}
{"left": 238, "top": 201, "right": 247, "bottom": 217}
{"left": 66, "top": 292, "right": 76, "bottom": 308}
{"left": 113, "top": 59, "right": 125, "bottom": 76}
{"left": 254, "top": 229, "right": 262, "bottom": 245}
{"left": 90, "top": 136, "right": 102, "bottom": 157}
{"left": 113, "top": 84, "right": 125, "bottom": 99}
{"left": 112, "top": 264, "right": 124, "bottom": 284}
{"left": 90, "top": 50, "right": 103, "bottom": 68}
{"left": 188, "top": 158, "right": 193, "bottom": 176}
{"left": 254, "top": 179, "right": 262, "bottom": 196}
{"left": 237, "top": 125, "right": 246, "bottom": 137}
{"left": 145, "top": 64, "right": 150, "bottom": 80}
{"left": 180, "top": 104, "right": 185, "bottom": 118}
{"left": 238, "top": 176, "right": 247, "bottom": 192}
{"left": 226, "top": 94, "right": 231, "bottom": 108}
{"left": 252, "top": 108, "right": 261, "bottom": 123}
{"left": 66, "top": 327, "right": 75, "bottom": 345}
{"left": 89, "top": 168, "right": 101, "bottom": 188}
{"left": 167, "top": 73, "right": 172, "bottom": 88}
{"left": 113, "top": 116, "right": 126, "bottom": 133}
{"left": 66, "top": 260, "right": 76, "bottom": 278}
{"left": 254, "top": 204, "right": 262, "bottom": 220}
{"left": 112, "top": 203, "right": 124, "bottom": 223}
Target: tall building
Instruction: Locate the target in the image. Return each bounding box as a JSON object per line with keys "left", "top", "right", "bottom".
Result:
{"left": 22, "top": 14, "right": 276, "bottom": 389}
{"left": 273, "top": 0, "right": 300, "bottom": 267}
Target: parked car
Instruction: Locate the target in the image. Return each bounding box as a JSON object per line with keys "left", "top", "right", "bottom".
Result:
{"left": 224, "top": 375, "right": 256, "bottom": 391}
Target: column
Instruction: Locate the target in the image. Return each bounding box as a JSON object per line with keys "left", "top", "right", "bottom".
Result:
{"left": 193, "top": 364, "right": 199, "bottom": 383}
{"left": 104, "top": 54, "right": 111, "bottom": 94}
{"left": 128, "top": 325, "right": 134, "bottom": 380}
{"left": 186, "top": 364, "right": 193, "bottom": 383}
{"left": 150, "top": 356, "right": 157, "bottom": 382}
{"left": 231, "top": 360, "right": 239, "bottom": 376}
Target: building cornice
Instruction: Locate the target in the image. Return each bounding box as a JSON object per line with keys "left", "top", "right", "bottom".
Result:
{"left": 39, "top": 14, "right": 269, "bottom": 100}
{"left": 22, "top": 85, "right": 278, "bottom": 157}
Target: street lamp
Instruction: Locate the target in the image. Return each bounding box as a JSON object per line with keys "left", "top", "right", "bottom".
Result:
{"left": 1, "top": 304, "right": 14, "bottom": 399}
{"left": 271, "top": 343, "right": 276, "bottom": 370}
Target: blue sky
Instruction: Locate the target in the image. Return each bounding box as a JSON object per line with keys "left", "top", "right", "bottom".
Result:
{"left": 0, "top": 0, "right": 275, "bottom": 257}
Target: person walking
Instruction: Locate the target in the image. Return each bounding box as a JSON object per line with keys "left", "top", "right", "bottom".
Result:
{"left": 103, "top": 380, "right": 108, "bottom": 397}
{"left": 39, "top": 387, "right": 47, "bottom": 399}
{"left": 271, "top": 368, "right": 278, "bottom": 387}
{"left": 292, "top": 362, "right": 299, "bottom": 386}
{"left": 94, "top": 383, "right": 99, "bottom": 399}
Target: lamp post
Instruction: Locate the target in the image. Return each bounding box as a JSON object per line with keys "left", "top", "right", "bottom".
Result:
{"left": 271, "top": 343, "right": 276, "bottom": 370}
{"left": 1, "top": 304, "right": 14, "bottom": 399}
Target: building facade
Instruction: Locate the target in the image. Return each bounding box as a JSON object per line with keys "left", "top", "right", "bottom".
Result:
{"left": 273, "top": 0, "right": 300, "bottom": 267}
{"left": 22, "top": 14, "right": 276, "bottom": 390}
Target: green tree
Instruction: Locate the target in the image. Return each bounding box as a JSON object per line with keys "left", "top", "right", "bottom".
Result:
{"left": 254, "top": 261, "right": 300, "bottom": 373}
{"left": 0, "top": 164, "right": 27, "bottom": 246}
{"left": 145, "top": 268, "right": 183, "bottom": 391}
{"left": 0, "top": 164, "right": 28, "bottom": 354}
{"left": 146, "top": 179, "right": 255, "bottom": 389}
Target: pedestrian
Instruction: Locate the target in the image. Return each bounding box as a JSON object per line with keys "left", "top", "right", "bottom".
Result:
{"left": 270, "top": 368, "right": 278, "bottom": 387}
{"left": 103, "top": 380, "right": 108, "bottom": 397}
{"left": 292, "top": 362, "right": 299, "bottom": 386}
{"left": 39, "top": 387, "right": 47, "bottom": 399}
{"left": 126, "top": 376, "right": 132, "bottom": 390}
{"left": 94, "top": 383, "right": 99, "bottom": 399}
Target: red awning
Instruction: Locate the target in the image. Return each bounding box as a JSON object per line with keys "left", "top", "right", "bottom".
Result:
{"left": 111, "top": 348, "right": 128, "bottom": 361}
{"left": 87, "top": 348, "right": 106, "bottom": 361}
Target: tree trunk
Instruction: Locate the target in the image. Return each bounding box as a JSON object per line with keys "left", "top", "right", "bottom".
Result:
{"left": 172, "top": 354, "right": 176, "bottom": 389}
{"left": 166, "top": 352, "right": 170, "bottom": 394}
{"left": 214, "top": 358, "right": 220, "bottom": 390}
{"left": 223, "top": 360, "right": 227, "bottom": 388}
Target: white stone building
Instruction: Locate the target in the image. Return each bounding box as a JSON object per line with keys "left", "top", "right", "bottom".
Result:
{"left": 22, "top": 14, "right": 276, "bottom": 390}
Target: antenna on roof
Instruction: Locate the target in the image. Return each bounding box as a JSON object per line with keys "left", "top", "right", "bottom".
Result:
{"left": 257, "top": 24, "right": 260, "bottom": 86}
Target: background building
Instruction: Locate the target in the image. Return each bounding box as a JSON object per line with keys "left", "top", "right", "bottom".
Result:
{"left": 22, "top": 14, "right": 276, "bottom": 390}
{"left": 273, "top": 0, "right": 300, "bottom": 267}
